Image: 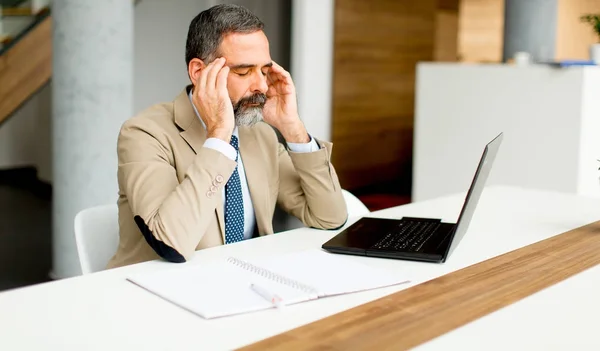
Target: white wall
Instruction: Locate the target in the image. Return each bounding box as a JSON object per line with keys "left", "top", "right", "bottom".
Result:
{"left": 0, "top": 96, "right": 38, "bottom": 169}
{"left": 35, "top": 83, "right": 52, "bottom": 183}
{"left": 577, "top": 68, "right": 600, "bottom": 196}
{"left": 290, "top": 0, "right": 334, "bottom": 142}
{"left": 0, "top": 84, "right": 52, "bottom": 183}
{"left": 133, "top": 0, "right": 218, "bottom": 114}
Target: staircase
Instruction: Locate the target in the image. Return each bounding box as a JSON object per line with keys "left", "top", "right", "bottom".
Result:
{"left": 0, "top": 0, "right": 51, "bottom": 126}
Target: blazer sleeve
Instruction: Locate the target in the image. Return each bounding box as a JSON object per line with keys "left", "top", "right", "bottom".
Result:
{"left": 276, "top": 139, "right": 348, "bottom": 229}
{"left": 117, "top": 118, "right": 237, "bottom": 262}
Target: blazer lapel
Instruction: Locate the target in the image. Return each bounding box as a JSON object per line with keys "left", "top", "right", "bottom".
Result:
{"left": 174, "top": 86, "right": 226, "bottom": 243}
{"left": 239, "top": 127, "right": 271, "bottom": 235}
{"left": 174, "top": 87, "right": 207, "bottom": 155}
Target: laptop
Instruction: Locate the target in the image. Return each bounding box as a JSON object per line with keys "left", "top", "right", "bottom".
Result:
{"left": 322, "top": 132, "right": 503, "bottom": 263}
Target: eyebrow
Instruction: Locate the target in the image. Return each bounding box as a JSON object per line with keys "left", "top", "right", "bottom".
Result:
{"left": 229, "top": 62, "right": 273, "bottom": 70}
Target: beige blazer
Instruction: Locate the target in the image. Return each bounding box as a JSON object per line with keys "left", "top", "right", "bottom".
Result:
{"left": 107, "top": 86, "right": 347, "bottom": 269}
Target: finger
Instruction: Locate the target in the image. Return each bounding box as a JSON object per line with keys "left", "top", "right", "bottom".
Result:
{"left": 267, "top": 71, "right": 286, "bottom": 87}
{"left": 270, "top": 60, "right": 285, "bottom": 73}
{"left": 267, "top": 70, "right": 276, "bottom": 85}
{"left": 216, "top": 64, "right": 230, "bottom": 96}
{"left": 267, "top": 78, "right": 288, "bottom": 96}
{"left": 268, "top": 66, "right": 294, "bottom": 96}
{"left": 266, "top": 83, "right": 277, "bottom": 98}
{"left": 273, "top": 80, "right": 293, "bottom": 95}
{"left": 206, "top": 57, "right": 225, "bottom": 92}
{"left": 197, "top": 59, "right": 216, "bottom": 94}
{"left": 270, "top": 61, "right": 291, "bottom": 77}
{"left": 268, "top": 61, "right": 292, "bottom": 85}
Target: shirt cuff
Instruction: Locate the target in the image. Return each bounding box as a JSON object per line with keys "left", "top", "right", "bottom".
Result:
{"left": 203, "top": 138, "right": 237, "bottom": 161}
{"left": 287, "top": 136, "right": 320, "bottom": 153}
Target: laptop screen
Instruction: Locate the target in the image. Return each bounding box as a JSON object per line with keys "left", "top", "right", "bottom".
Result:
{"left": 446, "top": 132, "right": 503, "bottom": 258}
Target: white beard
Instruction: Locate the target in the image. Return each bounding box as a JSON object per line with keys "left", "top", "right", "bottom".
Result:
{"left": 234, "top": 106, "right": 264, "bottom": 127}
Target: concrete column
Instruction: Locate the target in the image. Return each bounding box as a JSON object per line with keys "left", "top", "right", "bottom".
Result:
{"left": 52, "top": 0, "right": 133, "bottom": 278}
{"left": 503, "top": 0, "right": 559, "bottom": 63}
{"left": 290, "top": 0, "right": 334, "bottom": 142}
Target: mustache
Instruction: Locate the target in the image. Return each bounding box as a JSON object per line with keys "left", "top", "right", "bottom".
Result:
{"left": 233, "top": 93, "right": 267, "bottom": 111}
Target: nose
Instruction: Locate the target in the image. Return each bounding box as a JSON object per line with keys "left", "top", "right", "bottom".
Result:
{"left": 250, "top": 70, "right": 268, "bottom": 94}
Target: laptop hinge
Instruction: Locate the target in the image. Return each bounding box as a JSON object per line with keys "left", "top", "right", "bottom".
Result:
{"left": 400, "top": 217, "right": 442, "bottom": 223}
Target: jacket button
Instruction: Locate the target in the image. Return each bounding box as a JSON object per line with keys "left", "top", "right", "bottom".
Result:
{"left": 210, "top": 185, "right": 218, "bottom": 192}
{"left": 216, "top": 174, "right": 224, "bottom": 183}
{"left": 206, "top": 191, "right": 213, "bottom": 198}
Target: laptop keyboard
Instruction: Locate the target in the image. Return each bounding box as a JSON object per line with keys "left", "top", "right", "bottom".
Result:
{"left": 370, "top": 220, "right": 442, "bottom": 252}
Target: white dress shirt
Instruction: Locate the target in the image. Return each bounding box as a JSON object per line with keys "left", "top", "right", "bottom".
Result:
{"left": 188, "top": 91, "right": 319, "bottom": 239}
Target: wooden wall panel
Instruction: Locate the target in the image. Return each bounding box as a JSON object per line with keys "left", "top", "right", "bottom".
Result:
{"left": 0, "top": 16, "right": 52, "bottom": 125}
{"left": 438, "top": 0, "right": 460, "bottom": 12}
{"left": 331, "top": 0, "right": 437, "bottom": 192}
{"left": 457, "top": 0, "right": 504, "bottom": 63}
{"left": 555, "top": 0, "right": 600, "bottom": 61}
{"left": 435, "top": 9, "right": 460, "bottom": 61}
{"left": 435, "top": 0, "right": 460, "bottom": 62}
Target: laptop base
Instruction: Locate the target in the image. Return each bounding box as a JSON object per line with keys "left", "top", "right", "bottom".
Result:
{"left": 321, "top": 217, "right": 456, "bottom": 263}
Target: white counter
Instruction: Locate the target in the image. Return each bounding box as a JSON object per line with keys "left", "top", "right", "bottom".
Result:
{"left": 413, "top": 63, "right": 600, "bottom": 202}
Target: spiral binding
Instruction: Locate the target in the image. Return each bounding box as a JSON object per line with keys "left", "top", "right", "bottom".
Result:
{"left": 227, "top": 257, "right": 319, "bottom": 295}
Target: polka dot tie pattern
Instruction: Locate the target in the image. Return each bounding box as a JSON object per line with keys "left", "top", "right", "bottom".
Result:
{"left": 224, "top": 135, "right": 245, "bottom": 244}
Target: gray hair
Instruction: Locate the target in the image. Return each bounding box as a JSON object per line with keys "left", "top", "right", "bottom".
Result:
{"left": 185, "top": 4, "right": 264, "bottom": 65}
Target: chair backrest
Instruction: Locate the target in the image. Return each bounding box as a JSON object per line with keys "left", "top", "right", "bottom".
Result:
{"left": 342, "top": 189, "right": 370, "bottom": 218}
{"left": 74, "top": 204, "right": 119, "bottom": 275}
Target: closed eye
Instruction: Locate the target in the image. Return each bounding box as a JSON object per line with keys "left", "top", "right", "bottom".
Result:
{"left": 235, "top": 70, "right": 251, "bottom": 76}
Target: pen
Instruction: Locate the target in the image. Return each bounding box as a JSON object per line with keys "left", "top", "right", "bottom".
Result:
{"left": 250, "top": 283, "right": 285, "bottom": 309}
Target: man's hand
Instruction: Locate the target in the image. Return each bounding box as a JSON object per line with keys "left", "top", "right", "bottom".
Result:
{"left": 263, "top": 62, "right": 310, "bottom": 143}
{"left": 191, "top": 57, "right": 235, "bottom": 142}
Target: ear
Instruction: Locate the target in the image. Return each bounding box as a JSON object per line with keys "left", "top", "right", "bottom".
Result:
{"left": 188, "top": 58, "right": 206, "bottom": 87}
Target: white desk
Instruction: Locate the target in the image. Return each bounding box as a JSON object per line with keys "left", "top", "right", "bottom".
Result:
{"left": 1, "top": 186, "right": 599, "bottom": 350}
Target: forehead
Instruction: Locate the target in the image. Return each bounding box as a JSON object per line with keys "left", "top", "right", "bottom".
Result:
{"left": 219, "top": 31, "right": 271, "bottom": 65}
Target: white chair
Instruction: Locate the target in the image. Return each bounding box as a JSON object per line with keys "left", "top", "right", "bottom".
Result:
{"left": 341, "top": 189, "right": 370, "bottom": 218}
{"left": 74, "top": 204, "right": 119, "bottom": 275}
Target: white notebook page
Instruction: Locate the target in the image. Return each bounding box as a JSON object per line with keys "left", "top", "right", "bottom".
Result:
{"left": 128, "top": 249, "right": 409, "bottom": 319}
{"left": 251, "top": 249, "right": 409, "bottom": 296}
{"left": 128, "top": 260, "right": 314, "bottom": 319}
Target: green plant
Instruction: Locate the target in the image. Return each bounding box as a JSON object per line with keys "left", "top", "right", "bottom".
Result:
{"left": 581, "top": 14, "right": 600, "bottom": 42}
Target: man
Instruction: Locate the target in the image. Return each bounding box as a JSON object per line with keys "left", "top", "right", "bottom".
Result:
{"left": 106, "top": 4, "right": 347, "bottom": 269}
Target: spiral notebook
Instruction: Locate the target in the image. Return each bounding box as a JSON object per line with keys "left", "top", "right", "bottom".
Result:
{"left": 127, "top": 249, "right": 410, "bottom": 319}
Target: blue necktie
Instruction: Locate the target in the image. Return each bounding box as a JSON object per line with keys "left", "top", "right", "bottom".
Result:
{"left": 225, "top": 135, "right": 244, "bottom": 244}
